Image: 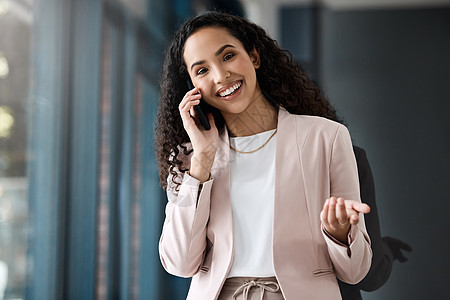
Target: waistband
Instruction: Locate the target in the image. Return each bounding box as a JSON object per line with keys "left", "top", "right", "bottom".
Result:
{"left": 222, "top": 277, "right": 280, "bottom": 300}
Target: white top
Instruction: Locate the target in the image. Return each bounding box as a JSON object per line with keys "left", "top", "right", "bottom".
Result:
{"left": 227, "top": 129, "right": 277, "bottom": 278}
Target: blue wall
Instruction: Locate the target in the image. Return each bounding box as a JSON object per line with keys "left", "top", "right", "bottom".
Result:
{"left": 282, "top": 6, "right": 450, "bottom": 299}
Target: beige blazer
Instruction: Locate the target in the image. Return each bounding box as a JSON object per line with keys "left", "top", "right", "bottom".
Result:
{"left": 159, "top": 107, "right": 372, "bottom": 300}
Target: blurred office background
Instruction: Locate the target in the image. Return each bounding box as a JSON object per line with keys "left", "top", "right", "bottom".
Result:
{"left": 0, "top": 0, "right": 448, "bottom": 299}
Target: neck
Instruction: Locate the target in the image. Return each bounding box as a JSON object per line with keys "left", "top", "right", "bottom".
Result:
{"left": 222, "top": 92, "right": 278, "bottom": 137}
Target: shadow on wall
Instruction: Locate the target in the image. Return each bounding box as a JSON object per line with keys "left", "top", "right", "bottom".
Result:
{"left": 280, "top": 6, "right": 450, "bottom": 300}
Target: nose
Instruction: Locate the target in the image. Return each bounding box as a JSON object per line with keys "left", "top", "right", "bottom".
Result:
{"left": 213, "top": 66, "right": 230, "bottom": 84}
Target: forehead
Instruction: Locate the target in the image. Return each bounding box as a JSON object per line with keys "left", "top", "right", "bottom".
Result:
{"left": 183, "top": 27, "right": 243, "bottom": 60}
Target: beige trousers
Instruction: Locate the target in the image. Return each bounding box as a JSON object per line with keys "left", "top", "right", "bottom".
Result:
{"left": 217, "top": 277, "right": 284, "bottom": 300}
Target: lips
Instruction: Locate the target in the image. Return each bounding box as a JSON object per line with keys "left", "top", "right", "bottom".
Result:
{"left": 217, "top": 80, "right": 242, "bottom": 97}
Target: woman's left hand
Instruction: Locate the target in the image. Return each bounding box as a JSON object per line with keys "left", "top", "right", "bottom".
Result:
{"left": 320, "top": 197, "right": 370, "bottom": 245}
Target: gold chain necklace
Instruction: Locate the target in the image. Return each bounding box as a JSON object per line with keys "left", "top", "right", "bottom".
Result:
{"left": 229, "top": 129, "right": 277, "bottom": 154}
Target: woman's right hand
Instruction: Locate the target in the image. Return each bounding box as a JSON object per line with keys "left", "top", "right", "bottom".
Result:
{"left": 179, "top": 87, "right": 219, "bottom": 182}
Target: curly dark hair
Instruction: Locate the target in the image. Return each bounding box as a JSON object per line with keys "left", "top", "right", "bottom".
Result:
{"left": 155, "top": 11, "right": 342, "bottom": 189}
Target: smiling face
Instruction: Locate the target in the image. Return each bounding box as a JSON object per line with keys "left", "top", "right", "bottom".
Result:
{"left": 183, "top": 26, "right": 263, "bottom": 119}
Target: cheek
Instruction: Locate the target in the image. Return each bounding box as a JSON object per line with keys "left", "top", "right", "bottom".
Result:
{"left": 196, "top": 77, "right": 217, "bottom": 99}
{"left": 244, "top": 70, "right": 258, "bottom": 90}
{"left": 197, "top": 85, "right": 218, "bottom": 107}
{"left": 197, "top": 83, "right": 213, "bottom": 100}
{"left": 241, "top": 63, "right": 258, "bottom": 82}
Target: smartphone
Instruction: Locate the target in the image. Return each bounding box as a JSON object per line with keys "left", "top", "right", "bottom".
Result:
{"left": 187, "top": 79, "right": 211, "bottom": 130}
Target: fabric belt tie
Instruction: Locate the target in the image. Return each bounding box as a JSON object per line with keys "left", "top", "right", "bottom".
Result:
{"left": 232, "top": 280, "right": 280, "bottom": 300}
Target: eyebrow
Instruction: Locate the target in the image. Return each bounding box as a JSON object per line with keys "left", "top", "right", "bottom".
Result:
{"left": 190, "top": 44, "right": 236, "bottom": 71}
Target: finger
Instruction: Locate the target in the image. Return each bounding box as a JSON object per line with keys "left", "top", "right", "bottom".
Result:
{"left": 179, "top": 94, "right": 201, "bottom": 111}
{"left": 349, "top": 213, "right": 359, "bottom": 225}
{"left": 352, "top": 202, "right": 371, "bottom": 214}
{"left": 179, "top": 102, "right": 200, "bottom": 132}
{"left": 343, "top": 200, "right": 370, "bottom": 214}
{"left": 181, "top": 100, "right": 201, "bottom": 115}
{"left": 179, "top": 96, "right": 201, "bottom": 121}
{"left": 179, "top": 88, "right": 201, "bottom": 104}
{"left": 187, "top": 86, "right": 199, "bottom": 94}
{"left": 190, "top": 105, "right": 197, "bottom": 117}
{"left": 336, "top": 197, "right": 349, "bottom": 226}
{"left": 327, "top": 197, "right": 337, "bottom": 225}
{"left": 320, "top": 199, "right": 330, "bottom": 225}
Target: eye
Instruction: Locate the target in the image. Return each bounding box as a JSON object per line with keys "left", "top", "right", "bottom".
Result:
{"left": 196, "top": 68, "right": 208, "bottom": 76}
{"left": 223, "top": 53, "right": 235, "bottom": 61}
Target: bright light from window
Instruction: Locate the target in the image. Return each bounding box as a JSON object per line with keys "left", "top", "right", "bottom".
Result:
{"left": 0, "top": 1, "right": 9, "bottom": 16}
{"left": 0, "top": 106, "right": 14, "bottom": 139}
{"left": 0, "top": 53, "right": 9, "bottom": 78}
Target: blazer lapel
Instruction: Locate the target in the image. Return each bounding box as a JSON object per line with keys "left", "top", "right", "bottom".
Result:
{"left": 209, "top": 128, "right": 234, "bottom": 278}
{"left": 273, "top": 108, "right": 317, "bottom": 281}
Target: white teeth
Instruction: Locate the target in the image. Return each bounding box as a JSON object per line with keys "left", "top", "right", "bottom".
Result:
{"left": 219, "top": 82, "right": 241, "bottom": 97}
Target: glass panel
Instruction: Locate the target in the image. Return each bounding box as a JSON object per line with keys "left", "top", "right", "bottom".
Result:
{"left": 0, "top": 0, "right": 33, "bottom": 299}
{"left": 97, "top": 13, "right": 125, "bottom": 299}
{"left": 96, "top": 19, "right": 114, "bottom": 300}
{"left": 130, "top": 71, "right": 143, "bottom": 300}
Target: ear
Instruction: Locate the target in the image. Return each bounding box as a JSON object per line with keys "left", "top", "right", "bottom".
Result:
{"left": 249, "top": 48, "right": 261, "bottom": 69}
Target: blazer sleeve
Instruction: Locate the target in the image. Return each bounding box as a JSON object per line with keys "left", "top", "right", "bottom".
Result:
{"left": 158, "top": 171, "right": 213, "bottom": 278}
{"left": 322, "top": 125, "right": 373, "bottom": 284}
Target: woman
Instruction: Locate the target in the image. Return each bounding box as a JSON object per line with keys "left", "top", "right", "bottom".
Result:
{"left": 156, "top": 11, "right": 372, "bottom": 300}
